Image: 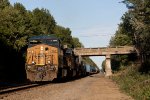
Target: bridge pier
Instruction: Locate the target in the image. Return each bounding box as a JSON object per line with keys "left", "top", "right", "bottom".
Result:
{"left": 105, "top": 55, "right": 112, "bottom": 76}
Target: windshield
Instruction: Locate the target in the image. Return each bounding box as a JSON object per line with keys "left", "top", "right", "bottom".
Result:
{"left": 46, "top": 39, "right": 58, "bottom": 45}
{"left": 29, "top": 39, "right": 60, "bottom": 47}
{"left": 29, "top": 40, "right": 42, "bottom": 44}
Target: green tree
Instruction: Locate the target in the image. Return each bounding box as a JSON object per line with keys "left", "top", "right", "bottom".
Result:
{"left": 122, "top": 0, "right": 150, "bottom": 72}
{"left": 0, "top": 3, "right": 32, "bottom": 51}
{"left": 72, "top": 37, "right": 84, "bottom": 48}
{"left": 110, "top": 0, "right": 150, "bottom": 72}
{"left": 54, "top": 25, "right": 74, "bottom": 47}
{"left": 109, "top": 11, "right": 134, "bottom": 72}
{"left": 31, "top": 8, "right": 56, "bottom": 35}
{"left": 110, "top": 34, "right": 132, "bottom": 46}
{"left": 0, "top": 0, "right": 10, "bottom": 10}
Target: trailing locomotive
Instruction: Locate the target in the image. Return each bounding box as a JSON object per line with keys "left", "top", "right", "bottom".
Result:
{"left": 25, "top": 35, "right": 82, "bottom": 82}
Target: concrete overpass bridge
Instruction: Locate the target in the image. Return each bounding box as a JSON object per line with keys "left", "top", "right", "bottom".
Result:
{"left": 74, "top": 46, "right": 136, "bottom": 76}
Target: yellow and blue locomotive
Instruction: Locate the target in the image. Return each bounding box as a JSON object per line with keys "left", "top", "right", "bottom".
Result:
{"left": 25, "top": 35, "right": 81, "bottom": 81}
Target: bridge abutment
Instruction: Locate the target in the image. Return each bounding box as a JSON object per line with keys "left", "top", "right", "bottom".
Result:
{"left": 105, "top": 55, "right": 112, "bottom": 76}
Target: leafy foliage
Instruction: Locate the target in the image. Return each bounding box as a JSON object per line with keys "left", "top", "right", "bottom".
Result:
{"left": 110, "top": 34, "right": 132, "bottom": 46}
{"left": 54, "top": 26, "right": 74, "bottom": 48}
{"left": 31, "top": 8, "right": 56, "bottom": 35}
{"left": 109, "top": 0, "right": 150, "bottom": 72}
{"left": 122, "top": 0, "right": 150, "bottom": 65}
{"left": 0, "top": 0, "right": 10, "bottom": 10}
{"left": 72, "top": 37, "right": 84, "bottom": 48}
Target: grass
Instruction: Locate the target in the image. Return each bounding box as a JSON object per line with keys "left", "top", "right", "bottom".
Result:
{"left": 112, "top": 65, "right": 150, "bottom": 100}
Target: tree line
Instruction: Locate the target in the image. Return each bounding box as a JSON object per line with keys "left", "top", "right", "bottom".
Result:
{"left": 0, "top": 0, "right": 97, "bottom": 80}
{"left": 109, "top": 0, "right": 150, "bottom": 73}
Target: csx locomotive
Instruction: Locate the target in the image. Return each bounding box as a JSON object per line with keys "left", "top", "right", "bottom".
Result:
{"left": 25, "top": 35, "right": 84, "bottom": 81}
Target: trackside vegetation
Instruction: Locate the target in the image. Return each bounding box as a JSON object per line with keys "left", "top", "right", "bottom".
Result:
{"left": 109, "top": 0, "right": 150, "bottom": 99}
{"left": 112, "top": 65, "right": 150, "bottom": 100}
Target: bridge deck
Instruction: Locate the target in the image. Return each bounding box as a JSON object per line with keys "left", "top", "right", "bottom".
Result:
{"left": 74, "top": 46, "right": 136, "bottom": 56}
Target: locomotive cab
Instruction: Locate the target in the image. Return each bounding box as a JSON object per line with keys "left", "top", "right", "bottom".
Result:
{"left": 25, "top": 35, "right": 62, "bottom": 81}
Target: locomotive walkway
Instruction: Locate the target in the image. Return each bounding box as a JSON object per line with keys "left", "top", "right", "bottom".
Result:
{"left": 74, "top": 46, "right": 136, "bottom": 76}
{"left": 0, "top": 74, "right": 133, "bottom": 100}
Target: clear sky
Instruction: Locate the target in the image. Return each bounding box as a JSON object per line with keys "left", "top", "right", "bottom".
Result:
{"left": 10, "top": 0, "right": 127, "bottom": 69}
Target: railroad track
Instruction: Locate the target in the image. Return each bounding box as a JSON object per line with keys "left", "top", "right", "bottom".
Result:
{"left": 0, "top": 82, "right": 52, "bottom": 99}
{"left": 0, "top": 77, "right": 85, "bottom": 99}
{"left": 0, "top": 83, "right": 39, "bottom": 94}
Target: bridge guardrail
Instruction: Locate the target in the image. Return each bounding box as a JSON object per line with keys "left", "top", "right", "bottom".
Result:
{"left": 74, "top": 46, "right": 136, "bottom": 56}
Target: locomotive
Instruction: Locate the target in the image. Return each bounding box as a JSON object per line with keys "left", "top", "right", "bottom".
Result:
{"left": 25, "top": 35, "right": 83, "bottom": 81}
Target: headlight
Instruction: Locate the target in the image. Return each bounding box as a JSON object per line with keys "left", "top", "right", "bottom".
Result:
{"left": 41, "top": 46, "right": 44, "bottom": 50}
{"left": 27, "top": 66, "right": 31, "bottom": 69}
{"left": 48, "top": 61, "right": 51, "bottom": 63}
{"left": 32, "top": 61, "right": 35, "bottom": 64}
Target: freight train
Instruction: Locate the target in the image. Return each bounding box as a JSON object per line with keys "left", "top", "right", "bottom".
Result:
{"left": 84, "top": 64, "right": 99, "bottom": 75}
{"left": 25, "top": 35, "right": 98, "bottom": 82}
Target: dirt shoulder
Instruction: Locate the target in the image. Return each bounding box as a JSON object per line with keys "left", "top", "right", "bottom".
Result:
{"left": 1, "top": 74, "right": 133, "bottom": 100}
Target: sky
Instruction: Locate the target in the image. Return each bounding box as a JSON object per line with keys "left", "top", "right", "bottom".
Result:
{"left": 10, "top": 0, "right": 128, "bottom": 69}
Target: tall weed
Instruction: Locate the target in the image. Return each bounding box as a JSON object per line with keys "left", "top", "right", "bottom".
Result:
{"left": 112, "top": 66, "right": 150, "bottom": 100}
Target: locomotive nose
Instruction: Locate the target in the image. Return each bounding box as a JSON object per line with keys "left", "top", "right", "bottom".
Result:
{"left": 37, "top": 53, "right": 45, "bottom": 65}
{"left": 37, "top": 46, "right": 45, "bottom": 65}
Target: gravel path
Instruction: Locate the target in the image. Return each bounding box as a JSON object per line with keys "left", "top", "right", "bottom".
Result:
{"left": 0, "top": 74, "right": 133, "bottom": 100}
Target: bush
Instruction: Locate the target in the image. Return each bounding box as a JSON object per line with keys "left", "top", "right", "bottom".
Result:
{"left": 112, "top": 65, "right": 150, "bottom": 100}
